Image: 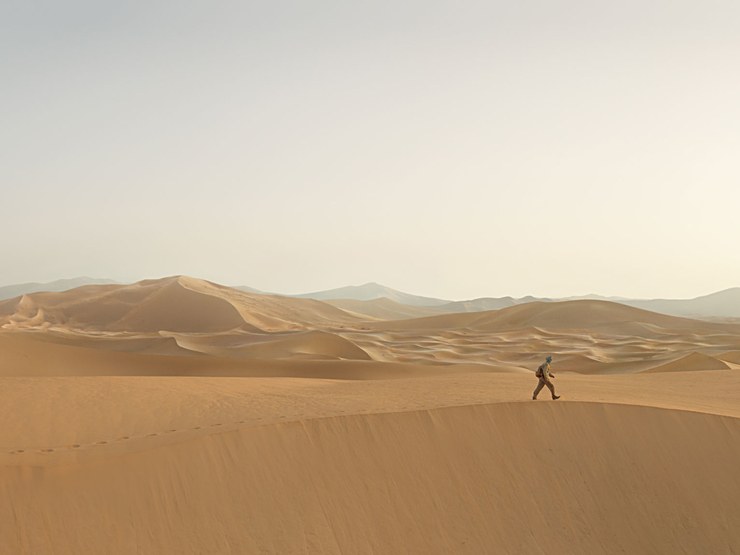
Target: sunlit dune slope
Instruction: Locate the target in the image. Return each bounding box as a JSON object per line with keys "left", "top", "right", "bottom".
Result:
{"left": 642, "top": 351, "right": 730, "bottom": 373}
{"left": 0, "top": 332, "right": 509, "bottom": 378}
{"left": 2, "top": 397, "right": 738, "bottom": 554}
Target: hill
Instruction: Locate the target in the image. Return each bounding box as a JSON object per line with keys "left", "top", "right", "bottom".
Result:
{"left": 0, "top": 277, "right": 117, "bottom": 301}
{"left": 293, "top": 284, "right": 740, "bottom": 320}
{"left": 434, "top": 297, "right": 518, "bottom": 313}
{"left": 2, "top": 374, "right": 740, "bottom": 553}
{"left": 370, "top": 299, "right": 740, "bottom": 335}
{"left": 623, "top": 287, "right": 740, "bottom": 319}
{"left": 325, "top": 298, "right": 442, "bottom": 320}
{"left": 295, "top": 282, "right": 450, "bottom": 307}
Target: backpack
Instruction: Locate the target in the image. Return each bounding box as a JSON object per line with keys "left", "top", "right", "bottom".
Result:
{"left": 535, "top": 364, "right": 544, "bottom": 378}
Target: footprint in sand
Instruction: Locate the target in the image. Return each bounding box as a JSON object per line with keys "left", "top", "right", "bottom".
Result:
{"left": 41, "top": 449, "right": 54, "bottom": 453}
{"left": 146, "top": 433, "right": 158, "bottom": 437}
{"left": 70, "top": 444, "right": 81, "bottom": 449}
{"left": 117, "top": 436, "right": 130, "bottom": 441}
{"left": 95, "top": 441, "right": 108, "bottom": 445}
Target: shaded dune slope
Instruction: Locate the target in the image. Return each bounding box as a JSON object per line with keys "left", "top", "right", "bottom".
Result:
{"left": 2, "top": 402, "right": 738, "bottom": 554}
{"left": 719, "top": 351, "right": 740, "bottom": 364}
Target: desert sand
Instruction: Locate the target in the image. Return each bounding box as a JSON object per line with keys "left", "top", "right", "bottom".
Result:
{"left": 1, "top": 276, "right": 739, "bottom": 554}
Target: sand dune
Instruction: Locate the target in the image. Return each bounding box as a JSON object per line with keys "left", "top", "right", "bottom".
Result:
{"left": 173, "top": 330, "right": 372, "bottom": 361}
{"left": 0, "top": 331, "right": 507, "bottom": 379}
{"left": 177, "top": 277, "right": 363, "bottom": 331}
{"left": 642, "top": 351, "right": 730, "bottom": 373}
{"left": 2, "top": 284, "right": 739, "bottom": 378}
{"left": 0, "top": 278, "right": 252, "bottom": 333}
{"left": 0, "top": 276, "right": 364, "bottom": 334}
{"left": 371, "top": 299, "right": 740, "bottom": 335}
{"left": 7, "top": 404, "right": 740, "bottom": 553}
{"left": 2, "top": 276, "right": 740, "bottom": 553}
{"left": 1, "top": 372, "right": 739, "bottom": 554}
{"left": 719, "top": 350, "right": 740, "bottom": 364}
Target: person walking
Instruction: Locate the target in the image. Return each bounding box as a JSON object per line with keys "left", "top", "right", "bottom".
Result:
{"left": 533, "top": 355, "right": 560, "bottom": 400}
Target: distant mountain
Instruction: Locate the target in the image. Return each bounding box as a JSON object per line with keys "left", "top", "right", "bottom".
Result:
{"left": 434, "top": 290, "right": 740, "bottom": 320}
{"left": 295, "top": 282, "right": 451, "bottom": 307}
{"left": 368, "top": 299, "right": 740, "bottom": 336}
{"left": 0, "top": 277, "right": 117, "bottom": 301}
{"left": 295, "top": 283, "right": 740, "bottom": 320}
{"left": 435, "top": 297, "right": 519, "bottom": 313}
{"left": 4, "top": 277, "right": 739, "bottom": 321}
{"left": 233, "top": 285, "right": 266, "bottom": 294}
{"left": 560, "top": 294, "right": 629, "bottom": 301}
{"left": 326, "top": 298, "right": 443, "bottom": 320}
{"left": 621, "top": 288, "right": 740, "bottom": 319}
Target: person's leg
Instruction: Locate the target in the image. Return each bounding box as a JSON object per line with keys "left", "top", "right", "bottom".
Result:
{"left": 545, "top": 380, "right": 559, "bottom": 399}
{"left": 533, "top": 379, "right": 545, "bottom": 399}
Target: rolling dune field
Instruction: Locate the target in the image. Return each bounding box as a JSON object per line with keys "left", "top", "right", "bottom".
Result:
{"left": 1, "top": 276, "right": 739, "bottom": 553}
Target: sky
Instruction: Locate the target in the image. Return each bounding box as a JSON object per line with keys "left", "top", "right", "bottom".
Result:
{"left": 2, "top": 0, "right": 739, "bottom": 300}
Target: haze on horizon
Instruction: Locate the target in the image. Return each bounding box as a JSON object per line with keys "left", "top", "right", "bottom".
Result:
{"left": 2, "top": 1, "right": 739, "bottom": 300}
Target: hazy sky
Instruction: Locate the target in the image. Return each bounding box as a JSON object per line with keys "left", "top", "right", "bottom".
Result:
{"left": 2, "top": 1, "right": 739, "bottom": 300}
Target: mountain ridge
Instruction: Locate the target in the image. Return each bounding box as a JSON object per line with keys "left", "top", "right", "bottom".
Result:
{"left": 294, "top": 282, "right": 451, "bottom": 307}
{"left": 3, "top": 278, "right": 739, "bottom": 320}
{"left": 0, "top": 277, "right": 118, "bottom": 301}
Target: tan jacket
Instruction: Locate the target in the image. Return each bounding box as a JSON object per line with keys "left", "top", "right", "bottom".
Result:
{"left": 536, "top": 362, "right": 552, "bottom": 379}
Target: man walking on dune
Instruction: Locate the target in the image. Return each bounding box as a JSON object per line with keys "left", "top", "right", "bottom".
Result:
{"left": 533, "top": 355, "right": 560, "bottom": 400}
